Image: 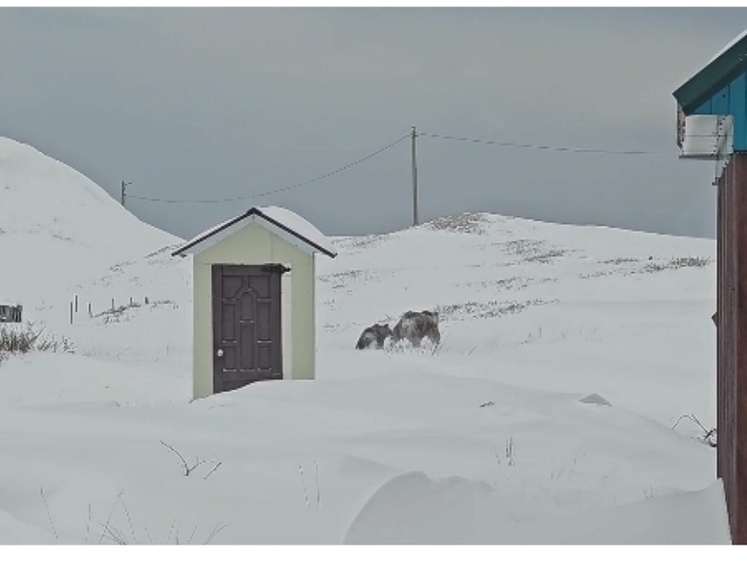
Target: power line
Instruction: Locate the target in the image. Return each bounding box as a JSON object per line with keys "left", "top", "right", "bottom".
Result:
{"left": 125, "top": 127, "right": 686, "bottom": 207}
{"left": 126, "top": 133, "right": 410, "bottom": 204}
{"left": 417, "top": 131, "right": 669, "bottom": 156}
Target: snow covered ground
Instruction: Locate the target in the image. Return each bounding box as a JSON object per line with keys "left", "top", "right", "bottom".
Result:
{"left": 0, "top": 137, "right": 730, "bottom": 544}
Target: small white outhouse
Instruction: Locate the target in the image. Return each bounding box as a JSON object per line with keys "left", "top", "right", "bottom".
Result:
{"left": 171, "top": 206, "right": 337, "bottom": 400}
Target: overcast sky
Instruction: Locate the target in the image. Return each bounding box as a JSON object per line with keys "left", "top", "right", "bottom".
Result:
{"left": 1, "top": 7, "right": 744, "bottom": 240}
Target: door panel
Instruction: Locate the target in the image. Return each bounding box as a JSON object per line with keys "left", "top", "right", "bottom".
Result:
{"left": 212, "top": 264, "right": 283, "bottom": 394}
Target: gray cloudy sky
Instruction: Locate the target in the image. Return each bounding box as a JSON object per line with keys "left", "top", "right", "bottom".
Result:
{"left": 1, "top": 7, "right": 744, "bottom": 240}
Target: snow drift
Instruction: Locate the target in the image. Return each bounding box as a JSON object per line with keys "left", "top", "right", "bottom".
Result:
{"left": 0, "top": 137, "right": 726, "bottom": 544}
{"left": 344, "top": 471, "right": 730, "bottom": 544}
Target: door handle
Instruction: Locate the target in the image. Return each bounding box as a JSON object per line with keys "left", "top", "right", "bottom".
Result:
{"left": 217, "top": 349, "right": 224, "bottom": 357}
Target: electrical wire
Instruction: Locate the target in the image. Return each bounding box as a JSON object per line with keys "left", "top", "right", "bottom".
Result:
{"left": 126, "top": 133, "right": 411, "bottom": 204}
{"left": 417, "top": 131, "right": 669, "bottom": 155}
{"left": 126, "top": 127, "right": 689, "bottom": 205}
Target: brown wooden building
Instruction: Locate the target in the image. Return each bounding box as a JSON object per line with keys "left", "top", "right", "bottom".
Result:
{"left": 0, "top": 303, "right": 21, "bottom": 323}
{"left": 674, "top": 29, "right": 747, "bottom": 544}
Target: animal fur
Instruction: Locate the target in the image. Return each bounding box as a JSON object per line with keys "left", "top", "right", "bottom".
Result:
{"left": 356, "top": 323, "right": 393, "bottom": 350}
{"left": 392, "top": 310, "right": 441, "bottom": 347}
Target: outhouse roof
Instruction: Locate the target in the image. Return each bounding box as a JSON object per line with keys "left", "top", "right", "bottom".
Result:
{"left": 674, "top": 28, "right": 747, "bottom": 114}
{"left": 171, "top": 206, "right": 338, "bottom": 258}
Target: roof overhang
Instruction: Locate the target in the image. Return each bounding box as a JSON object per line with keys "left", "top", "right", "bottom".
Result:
{"left": 673, "top": 30, "right": 747, "bottom": 115}
{"left": 171, "top": 207, "right": 337, "bottom": 259}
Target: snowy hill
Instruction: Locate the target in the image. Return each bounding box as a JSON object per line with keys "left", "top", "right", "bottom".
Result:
{"left": 320, "top": 213, "right": 717, "bottom": 428}
{"left": 0, "top": 138, "right": 727, "bottom": 543}
{"left": 0, "top": 136, "right": 179, "bottom": 303}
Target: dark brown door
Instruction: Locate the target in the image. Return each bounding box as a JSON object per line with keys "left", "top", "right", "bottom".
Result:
{"left": 212, "top": 264, "right": 283, "bottom": 393}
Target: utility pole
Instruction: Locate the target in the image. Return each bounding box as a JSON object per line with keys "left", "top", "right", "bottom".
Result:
{"left": 121, "top": 180, "right": 131, "bottom": 208}
{"left": 411, "top": 126, "right": 419, "bottom": 226}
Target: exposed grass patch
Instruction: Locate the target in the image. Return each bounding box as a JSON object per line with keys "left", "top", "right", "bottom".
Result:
{"left": 480, "top": 238, "right": 570, "bottom": 264}
{"left": 94, "top": 300, "right": 178, "bottom": 324}
{"left": 318, "top": 269, "right": 368, "bottom": 288}
{"left": 0, "top": 322, "right": 75, "bottom": 364}
{"left": 524, "top": 249, "right": 567, "bottom": 264}
{"left": 641, "top": 256, "right": 712, "bottom": 273}
{"left": 455, "top": 276, "right": 555, "bottom": 292}
{"left": 423, "top": 212, "right": 488, "bottom": 235}
{"left": 599, "top": 257, "right": 640, "bottom": 265}
{"left": 434, "top": 298, "right": 552, "bottom": 321}
{"left": 581, "top": 256, "right": 712, "bottom": 280}
{"left": 344, "top": 234, "right": 390, "bottom": 250}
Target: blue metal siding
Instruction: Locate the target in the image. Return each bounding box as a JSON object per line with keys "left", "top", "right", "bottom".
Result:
{"left": 690, "top": 70, "right": 747, "bottom": 151}
{"left": 732, "top": 74, "right": 747, "bottom": 150}
{"left": 712, "top": 84, "right": 731, "bottom": 115}
{"left": 694, "top": 98, "right": 712, "bottom": 114}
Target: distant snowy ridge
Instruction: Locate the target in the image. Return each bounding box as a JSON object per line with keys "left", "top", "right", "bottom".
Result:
{"left": 0, "top": 136, "right": 178, "bottom": 249}
{"left": 0, "top": 136, "right": 181, "bottom": 303}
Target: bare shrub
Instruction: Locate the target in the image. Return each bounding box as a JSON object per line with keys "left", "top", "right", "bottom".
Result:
{"left": 672, "top": 414, "right": 716, "bottom": 447}
{"left": 160, "top": 440, "right": 222, "bottom": 478}
{"left": 93, "top": 491, "right": 228, "bottom": 545}
{"left": 0, "top": 322, "right": 74, "bottom": 362}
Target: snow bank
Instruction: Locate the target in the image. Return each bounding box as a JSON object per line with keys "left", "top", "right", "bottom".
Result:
{"left": 0, "top": 353, "right": 189, "bottom": 408}
{"left": 344, "top": 472, "right": 730, "bottom": 544}
{"left": 0, "top": 508, "right": 52, "bottom": 545}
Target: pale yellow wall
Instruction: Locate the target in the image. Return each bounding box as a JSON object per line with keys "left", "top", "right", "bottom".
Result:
{"left": 192, "top": 222, "right": 316, "bottom": 400}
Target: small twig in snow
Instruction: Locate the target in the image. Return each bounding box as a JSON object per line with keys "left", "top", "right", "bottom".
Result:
{"left": 314, "top": 460, "right": 321, "bottom": 510}
{"left": 187, "top": 522, "right": 199, "bottom": 545}
{"left": 160, "top": 440, "right": 210, "bottom": 476}
{"left": 85, "top": 504, "right": 92, "bottom": 544}
{"left": 672, "top": 414, "right": 717, "bottom": 447}
{"left": 160, "top": 440, "right": 188, "bottom": 472}
{"left": 143, "top": 523, "right": 153, "bottom": 545}
{"left": 101, "top": 522, "right": 128, "bottom": 545}
{"left": 203, "top": 461, "right": 222, "bottom": 480}
{"left": 299, "top": 465, "right": 310, "bottom": 507}
{"left": 672, "top": 413, "right": 709, "bottom": 433}
{"left": 167, "top": 519, "right": 176, "bottom": 544}
{"left": 204, "top": 523, "right": 229, "bottom": 545}
{"left": 187, "top": 459, "right": 210, "bottom": 475}
{"left": 40, "top": 487, "right": 58, "bottom": 540}
{"left": 493, "top": 446, "right": 502, "bottom": 466}
{"left": 506, "top": 437, "right": 515, "bottom": 466}
{"left": 120, "top": 497, "right": 137, "bottom": 544}
{"left": 98, "top": 489, "right": 125, "bottom": 544}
